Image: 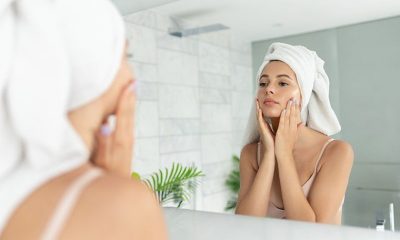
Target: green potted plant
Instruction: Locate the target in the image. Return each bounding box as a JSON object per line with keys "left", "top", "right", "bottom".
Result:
{"left": 225, "top": 155, "right": 240, "bottom": 211}
{"left": 132, "top": 162, "right": 204, "bottom": 208}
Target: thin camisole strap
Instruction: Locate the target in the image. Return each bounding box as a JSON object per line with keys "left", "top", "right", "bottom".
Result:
{"left": 314, "top": 138, "right": 335, "bottom": 173}
{"left": 41, "top": 167, "right": 103, "bottom": 240}
{"left": 257, "top": 142, "right": 261, "bottom": 167}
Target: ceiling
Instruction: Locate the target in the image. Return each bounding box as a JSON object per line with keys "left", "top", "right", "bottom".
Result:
{"left": 150, "top": 0, "right": 400, "bottom": 43}
{"left": 112, "top": 0, "right": 179, "bottom": 15}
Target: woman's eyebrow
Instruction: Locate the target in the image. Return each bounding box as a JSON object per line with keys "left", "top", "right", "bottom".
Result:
{"left": 259, "top": 74, "right": 294, "bottom": 82}
{"left": 276, "top": 74, "right": 294, "bottom": 81}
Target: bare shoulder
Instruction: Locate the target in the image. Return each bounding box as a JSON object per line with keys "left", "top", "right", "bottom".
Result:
{"left": 76, "top": 171, "right": 161, "bottom": 219}
{"left": 90, "top": 172, "right": 157, "bottom": 209}
{"left": 96, "top": 173, "right": 167, "bottom": 237}
{"left": 240, "top": 143, "right": 258, "bottom": 170}
{"left": 321, "top": 139, "right": 354, "bottom": 169}
{"left": 61, "top": 170, "right": 166, "bottom": 239}
{"left": 241, "top": 143, "right": 257, "bottom": 156}
{"left": 327, "top": 140, "right": 354, "bottom": 160}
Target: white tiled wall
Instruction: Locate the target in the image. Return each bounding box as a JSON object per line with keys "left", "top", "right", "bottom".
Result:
{"left": 125, "top": 10, "right": 253, "bottom": 212}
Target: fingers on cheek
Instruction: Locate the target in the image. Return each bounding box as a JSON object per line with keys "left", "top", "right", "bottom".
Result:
{"left": 121, "top": 95, "right": 131, "bottom": 114}
{"left": 100, "top": 123, "right": 113, "bottom": 137}
{"left": 280, "top": 110, "right": 285, "bottom": 124}
{"left": 127, "top": 93, "right": 135, "bottom": 113}
{"left": 119, "top": 83, "right": 135, "bottom": 112}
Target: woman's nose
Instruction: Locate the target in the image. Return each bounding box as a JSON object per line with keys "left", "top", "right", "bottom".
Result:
{"left": 265, "top": 85, "right": 275, "bottom": 94}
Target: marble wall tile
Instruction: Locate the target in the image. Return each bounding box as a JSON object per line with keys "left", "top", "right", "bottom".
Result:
{"left": 159, "top": 84, "right": 199, "bottom": 118}
{"left": 231, "top": 65, "right": 253, "bottom": 92}
{"left": 134, "top": 137, "right": 160, "bottom": 175}
{"left": 231, "top": 92, "right": 253, "bottom": 118}
{"left": 159, "top": 119, "right": 200, "bottom": 136}
{"left": 130, "top": 62, "right": 157, "bottom": 82}
{"left": 136, "top": 101, "right": 159, "bottom": 137}
{"left": 203, "top": 177, "right": 228, "bottom": 195}
{"left": 158, "top": 49, "right": 182, "bottom": 83}
{"left": 198, "top": 30, "right": 231, "bottom": 48}
{"left": 202, "top": 161, "right": 232, "bottom": 180}
{"left": 232, "top": 118, "right": 248, "bottom": 132}
{"left": 201, "top": 133, "right": 232, "bottom": 164}
{"left": 199, "top": 88, "right": 231, "bottom": 104}
{"left": 160, "top": 151, "right": 201, "bottom": 169}
{"left": 231, "top": 37, "right": 252, "bottom": 54}
{"left": 202, "top": 191, "right": 230, "bottom": 213}
{"left": 199, "top": 42, "right": 230, "bottom": 75}
{"left": 232, "top": 130, "right": 246, "bottom": 149}
{"left": 201, "top": 104, "right": 232, "bottom": 133}
{"left": 231, "top": 50, "right": 252, "bottom": 67}
{"left": 136, "top": 81, "right": 158, "bottom": 100}
{"left": 160, "top": 135, "right": 200, "bottom": 154}
{"left": 158, "top": 49, "right": 198, "bottom": 86}
{"left": 232, "top": 145, "right": 243, "bottom": 159}
{"left": 126, "top": 23, "right": 157, "bottom": 64}
{"left": 199, "top": 72, "right": 231, "bottom": 90}
{"left": 181, "top": 53, "right": 199, "bottom": 86}
{"left": 157, "top": 32, "right": 198, "bottom": 55}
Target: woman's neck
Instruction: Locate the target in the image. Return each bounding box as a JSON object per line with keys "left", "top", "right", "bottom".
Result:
{"left": 268, "top": 117, "right": 325, "bottom": 151}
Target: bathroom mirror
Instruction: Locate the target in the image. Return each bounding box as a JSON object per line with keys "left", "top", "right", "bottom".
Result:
{"left": 115, "top": 0, "right": 400, "bottom": 231}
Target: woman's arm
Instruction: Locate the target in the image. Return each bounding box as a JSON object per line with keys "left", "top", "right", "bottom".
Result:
{"left": 236, "top": 99, "right": 278, "bottom": 216}
{"left": 276, "top": 153, "right": 317, "bottom": 221}
{"left": 307, "top": 140, "right": 353, "bottom": 223}
{"left": 277, "top": 140, "right": 353, "bottom": 223}
{"left": 235, "top": 144, "right": 275, "bottom": 217}
{"left": 273, "top": 99, "right": 315, "bottom": 221}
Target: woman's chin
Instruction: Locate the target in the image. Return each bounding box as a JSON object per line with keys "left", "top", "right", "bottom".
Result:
{"left": 262, "top": 110, "right": 281, "bottom": 118}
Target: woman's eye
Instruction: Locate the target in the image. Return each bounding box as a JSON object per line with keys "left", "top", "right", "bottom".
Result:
{"left": 259, "top": 82, "right": 266, "bottom": 87}
{"left": 279, "top": 82, "right": 288, "bottom": 87}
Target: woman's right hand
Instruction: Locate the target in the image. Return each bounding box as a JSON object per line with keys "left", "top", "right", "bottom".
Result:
{"left": 256, "top": 99, "right": 275, "bottom": 156}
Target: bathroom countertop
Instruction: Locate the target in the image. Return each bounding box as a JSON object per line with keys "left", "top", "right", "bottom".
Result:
{"left": 163, "top": 208, "right": 400, "bottom": 240}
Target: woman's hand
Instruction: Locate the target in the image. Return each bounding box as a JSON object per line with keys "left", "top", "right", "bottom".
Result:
{"left": 256, "top": 99, "right": 275, "bottom": 156}
{"left": 91, "top": 82, "right": 136, "bottom": 177}
{"left": 274, "top": 98, "right": 303, "bottom": 160}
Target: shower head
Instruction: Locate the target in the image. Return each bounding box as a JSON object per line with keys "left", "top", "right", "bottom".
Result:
{"left": 169, "top": 23, "right": 229, "bottom": 37}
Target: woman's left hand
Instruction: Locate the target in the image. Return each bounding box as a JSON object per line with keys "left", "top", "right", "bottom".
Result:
{"left": 91, "top": 82, "right": 136, "bottom": 178}
{"left": 274, "top": 98, "right": 303, "bottom": 159}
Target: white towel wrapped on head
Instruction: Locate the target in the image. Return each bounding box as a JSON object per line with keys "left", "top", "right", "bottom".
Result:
{"left": 259, "top": 42, "right": 341, "bottom": 136}
{"left": 243, "top": 42, "right": 341, "bottom": 145}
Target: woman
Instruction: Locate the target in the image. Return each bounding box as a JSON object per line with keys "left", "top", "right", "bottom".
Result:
{"left": 0, "top": 0, "right": 167, "bottom": 239}
{"left": 235, "top": 42, "right": 353, "bottom": 224}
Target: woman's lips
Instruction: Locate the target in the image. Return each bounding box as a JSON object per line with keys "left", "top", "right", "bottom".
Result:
{"left": 263, "top": 100, "right": 278, "bottom": 106}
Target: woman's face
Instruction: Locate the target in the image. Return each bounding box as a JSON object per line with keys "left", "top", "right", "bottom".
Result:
{"left": 257, "top": 60, "right": 301, "bottom": 118}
